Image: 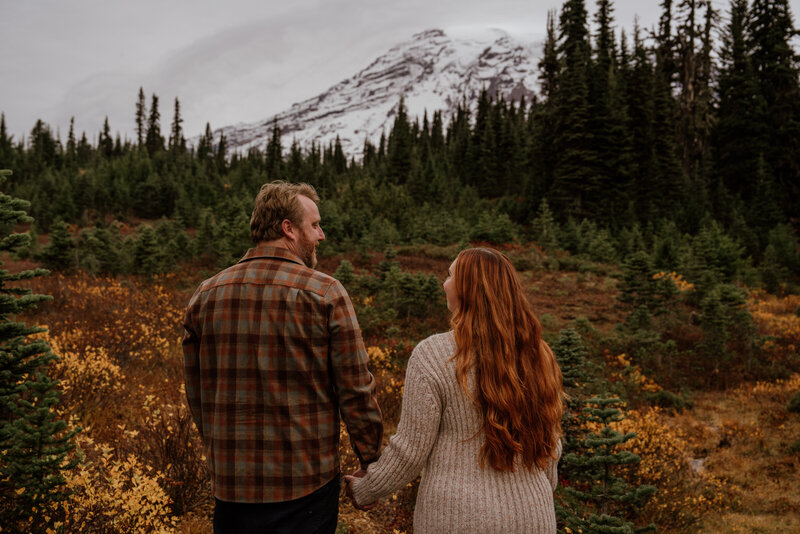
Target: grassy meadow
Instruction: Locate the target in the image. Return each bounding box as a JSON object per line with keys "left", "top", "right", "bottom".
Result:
{"left": 6, "top": 241, "right": 797, "bottom": 533}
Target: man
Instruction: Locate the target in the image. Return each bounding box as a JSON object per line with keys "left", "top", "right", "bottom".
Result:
{"left": 183, "top": 180, "right": 383, "bottom": 534}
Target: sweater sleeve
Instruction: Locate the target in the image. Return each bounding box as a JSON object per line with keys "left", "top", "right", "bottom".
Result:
{"left": 350, "top": 348, "right": 442, "bottom": 506}
{"left": 546, "top": 438, "right": 563, "bottom": 492}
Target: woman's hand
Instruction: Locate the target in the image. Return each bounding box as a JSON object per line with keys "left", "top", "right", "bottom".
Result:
{"left": 344, "top": 468, "right": 377, "bottom": 511}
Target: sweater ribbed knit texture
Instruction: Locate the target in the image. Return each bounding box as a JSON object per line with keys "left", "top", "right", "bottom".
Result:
{"left": 351, "top": 331, "right": 560, "bottom": 533}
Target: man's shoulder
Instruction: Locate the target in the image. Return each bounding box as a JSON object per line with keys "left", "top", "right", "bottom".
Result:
{"left": 195, "top": 257, "right": 341, "bottom": 298}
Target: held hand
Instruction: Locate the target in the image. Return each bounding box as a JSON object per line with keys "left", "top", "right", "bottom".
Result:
{"left": 344, "top": 470, "right": 377, "bottom": 511}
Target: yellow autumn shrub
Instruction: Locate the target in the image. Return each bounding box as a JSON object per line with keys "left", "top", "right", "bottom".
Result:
{"left": 748, "top": 290, "right": 800, "bottom": 363}
{"left": 44, "top": 331, "right": 124, "bottom": 418}
{"left": 612, "top": 408, "right": 728, "bottom": 530}
{"left": 56, "top": 435, "right": 176, "bottom": 533}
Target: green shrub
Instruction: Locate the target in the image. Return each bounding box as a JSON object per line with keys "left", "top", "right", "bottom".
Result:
{"left": 469, "top": 211, "right": 517, "bottom": 244}
{"left": 788, "top": 391, "right": 800, "bottom": 414}
{"left": 645, "top": 390, "right": 692, "bottom": 412}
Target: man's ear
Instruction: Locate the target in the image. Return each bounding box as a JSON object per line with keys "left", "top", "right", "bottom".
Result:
{"left": 281, "top": 218, "right": 296, "bottom": 241}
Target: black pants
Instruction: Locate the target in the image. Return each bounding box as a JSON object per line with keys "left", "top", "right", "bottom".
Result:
{"left": 213, "top": 475, "right": 340, "bottom": 534}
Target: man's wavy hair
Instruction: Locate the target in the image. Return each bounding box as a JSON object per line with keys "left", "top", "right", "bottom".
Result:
{"left": 450, "top": 247, "right": 564, "bottom": 472}
{"left": 250, "top": 180, "right": 320, "bottom": 243}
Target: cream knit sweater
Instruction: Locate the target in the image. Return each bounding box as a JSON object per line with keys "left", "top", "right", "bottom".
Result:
{"left": 351, "top": 331, "right": 560, "bottom": 533}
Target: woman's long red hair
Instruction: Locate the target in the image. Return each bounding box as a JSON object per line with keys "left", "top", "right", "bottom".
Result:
{"left": 450, "top": 247, "right": 564, "bottom": 472}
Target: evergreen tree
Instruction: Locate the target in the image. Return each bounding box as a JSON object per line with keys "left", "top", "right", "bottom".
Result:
{"left": 99, "top": 116, "right": 113, "bottom": 158}
{"left": 29, "top": 120, "right": 58, "bottom": 170}
{"left": 590, "top": 0, "right": 633, "bottom": 226}
{"left": 531, "top": 198, "right": 560, "bottom": 251}
{"left": 135, "top": 86, "right": 147, "bottom": 147}
{"left": 332, "top": 136, "right": 347, "bottom": 175}
{"left": 132, "top": 225, "right": 162, "bottom": 276}
{"left": 623, "top": 24, "right": 658, "bottom": 223}
{"left": 674, "top": 0, "right": 717, "bottom": 218}
{"left": 0, "top": 113, "right": 12, "bottom": 166}
{"left": 214, "top": 131, "right": 228, "bottom": 174}
{"left": 64, "top": 117, "right": 76, "bottom": 169}
{"left": 287, "top": 138, "right": 304, "bottom": 180}
{"left": 714, "top": 0, "right": 766, "bottom": 204}
{"left": 387, "top": 98, "right": 413, "bottom": 185}
{"left": 0, "top": 170, "right": 79, "bottom": 532}
{"left": 37, "top": 220, "right": 76, "bottom": 272}
{"left": 551, "top": 0, "right": 599, "bottom": 219}
{"left": 168, "top": 97, "right": 186, "bottom": 154}
{"left": 470, "top": 90, "right": 500, "bottom": 195}
{"left": 560, "top": 395, "right": 656, "bottom": 533}
{"left": 265, "top": 118, "right": 283, "bottom": 179}
{"left": 75, "top": 131, "right": 92, "bottom": 166}
{"left": 197, "top": 122, "right": 214, "bottom": 162}
{"left": 145, "top": 93, "right": 164, "bottom": 156}
{"left": 748, "top": 0, "right": 800, "bottom": 219}
{"left": 529, "top": 11, "right": 560, "bottom": 213}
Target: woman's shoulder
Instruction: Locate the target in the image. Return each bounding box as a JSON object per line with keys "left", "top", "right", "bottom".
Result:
{"left": 408, "top": 331, "right": 456, "bottom": 377}
{"left": 413, "top": 331, "right": 456, "bottom": 359}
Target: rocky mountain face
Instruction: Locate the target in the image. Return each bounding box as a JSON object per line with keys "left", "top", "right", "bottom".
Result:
{"left": 211, "top": 28, "right": 542, "bottom": 158}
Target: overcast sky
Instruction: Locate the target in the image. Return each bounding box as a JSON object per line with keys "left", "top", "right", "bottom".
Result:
{"left": 1, "top": 0, "right": 798, "bottom": 144}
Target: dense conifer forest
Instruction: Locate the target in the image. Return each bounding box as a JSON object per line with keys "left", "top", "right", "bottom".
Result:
{"left": 0, "top": 0, "right": 797, "bottom": 284}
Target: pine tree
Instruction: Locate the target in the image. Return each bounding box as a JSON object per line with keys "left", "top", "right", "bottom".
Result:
{"left": 132, "top": 225, "right": 161, "bottom": 276}
{"left": 287, "top": 138, "right": 304, "bottom": 180}
{"left": 135, "top": 86, "right": 147, "bottom": 147}
{"left": 265, "top": 118, "right": 283, "bottom": 179}
{"left": 714, "top": 0, "right": 766, "bottom": 203}
{"left": 387, "top": 98, "right": 413, "bottom": 185}
{"left": 0, "top": 170, "right": 79, "bottom": 531}
{"left": 99, "top": 116, "right": 113, "bottom": 158}
{"left": 0, "top": 113, "right": 11, "bottom": 166}
{"left": 551, "top": 328, "right": 592, "bottom": 462}
{"left": 590, "top": 0, "right": 633, "bottom": 227}
{"left": 37, "top": 220, "right": 76, "bottom": 272}
{"left": 748, "top": 0, "right": 800, "bottom": 219}
{"left": 76, "top": 132, "right": 92, "bottom": 166}
{"left": 215, "top": 131, "right": 228, "bottom": 173}
{"left": 531, "top": 198, "right": 560, "bottom": 251}
{"left": 623, "top": 24, "right": 658, "bottom": 223}
{"left": 674, "top": 0, "right": 717, "bottom": 220}
{"left": 550, "top": 0, "right": 599, "bottom": 219}
{"left": 168, "top": 97, "right": 186, "bottom": 154}
{"left": 64, "top": 117, "right": 76, "bottom": 168}
{"left": 145, "top": 93, "right": 164, "bottom": 156}
{"left": 332, "top": 136, "right": 347, "bottom": 175}
{"left": 560, "top": 395, "right": 657, "bottom": 533}
{"left": 469, "top": 90, "right": 500, "bottom": 195}
{"left": 197, "top": 122, "right": 214, "bottom": 162}
{"left": 529, "top": 11, "right": 561, "bottom": 213}
{"left": 652, "top": 51, "right": 684, "bottom": 224}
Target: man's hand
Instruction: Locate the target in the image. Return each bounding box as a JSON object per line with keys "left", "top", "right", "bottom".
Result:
{"left": 343, "top": 468, "right": 377, "bottom": 511}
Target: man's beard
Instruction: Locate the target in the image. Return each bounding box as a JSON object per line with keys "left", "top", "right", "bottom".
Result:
{"left": 299, "top": 236, "right": 318, "bottom": 268}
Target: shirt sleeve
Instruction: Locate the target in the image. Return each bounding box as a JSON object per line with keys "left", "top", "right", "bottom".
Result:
{"left": 182, "top": 291, "right": 204, "bottom": 439}
{"left": 326, "top": 280, "right": 384, "bottom": 467}
{"left": 350, "top": 349, "right": 442, "bottom": 506}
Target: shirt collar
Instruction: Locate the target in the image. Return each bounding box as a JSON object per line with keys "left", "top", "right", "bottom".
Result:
{"left": 238, "top": 244, "right": 305, "bottom": 266}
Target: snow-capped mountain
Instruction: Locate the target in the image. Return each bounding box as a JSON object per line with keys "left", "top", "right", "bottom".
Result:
{"left": 211, "top": 28, "right": 542, "bottom": 159}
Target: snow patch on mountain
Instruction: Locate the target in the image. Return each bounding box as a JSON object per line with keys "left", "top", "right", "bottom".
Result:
{"left": 209, "top": 27, "right": 542, "bottom": 159}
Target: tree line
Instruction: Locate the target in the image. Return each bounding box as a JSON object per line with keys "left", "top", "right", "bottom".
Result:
{"left": 0, "top": 0, "right": 797, "bottom": 281}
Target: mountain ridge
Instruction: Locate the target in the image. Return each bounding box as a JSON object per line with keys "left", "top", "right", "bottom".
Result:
{"left": 204, "top": 28, "right": 543, "bottom": 158}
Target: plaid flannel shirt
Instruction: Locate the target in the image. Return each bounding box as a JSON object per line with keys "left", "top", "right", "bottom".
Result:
{"left": 182, "top": 245, "right": 383, "bottom": 503}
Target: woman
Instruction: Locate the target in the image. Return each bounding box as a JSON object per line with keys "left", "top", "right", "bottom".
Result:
{"left": 346, "top": 247, "right": 564, "bottom": 533}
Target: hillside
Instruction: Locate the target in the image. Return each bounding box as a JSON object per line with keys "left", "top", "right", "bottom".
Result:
{"left": 6, "top": 243, "right": 798, "bottom": 533}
